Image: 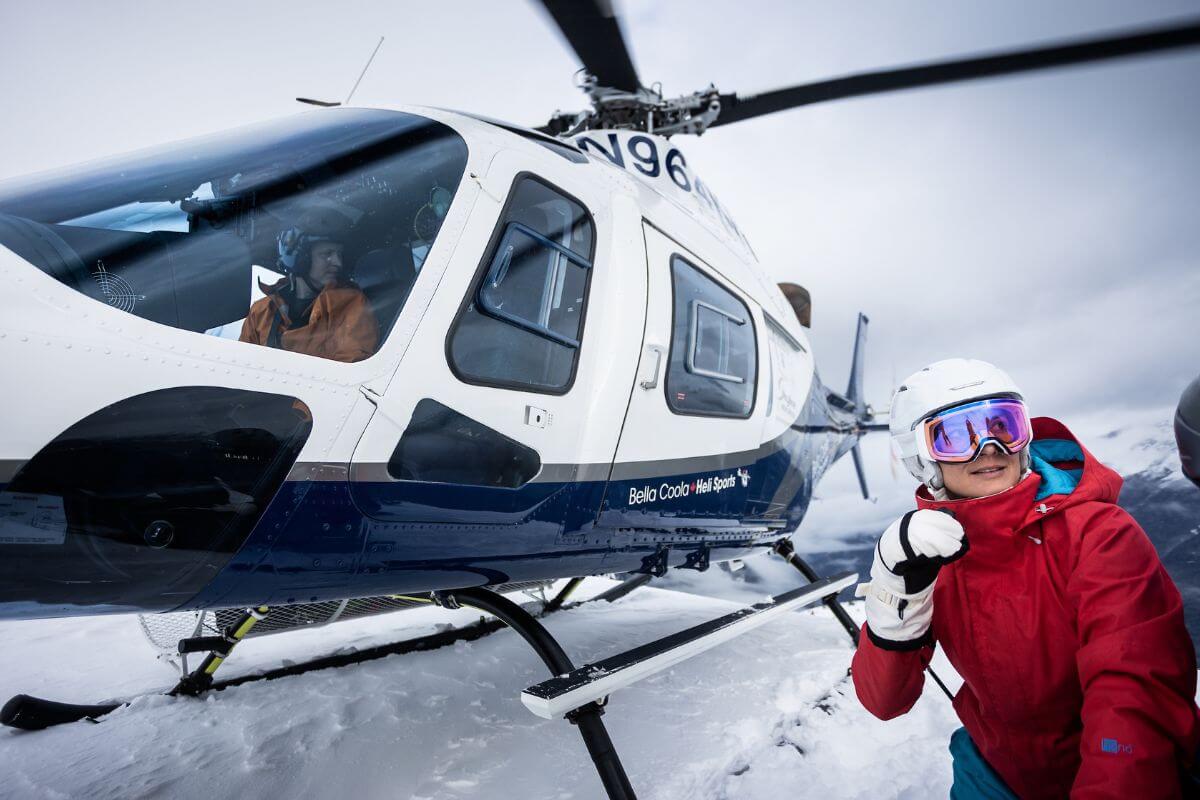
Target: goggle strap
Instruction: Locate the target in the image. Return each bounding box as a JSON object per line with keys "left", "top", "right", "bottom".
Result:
{"left": 894, "top": 431, "right": 920, "bottom": 459}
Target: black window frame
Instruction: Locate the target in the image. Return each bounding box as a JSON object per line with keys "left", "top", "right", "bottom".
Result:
{"left": 664, "top": 254, "right": 759, "bottom": 419}
{"left": 445, "top": 172, "right": 597, "bottom": 395}
{"left": 476, "top": 221, "right": 593, "bottom": 348}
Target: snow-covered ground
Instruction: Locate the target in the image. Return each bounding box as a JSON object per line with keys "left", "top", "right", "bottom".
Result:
{"left": 0, "top": 578, "right": 962, "bottom": 799}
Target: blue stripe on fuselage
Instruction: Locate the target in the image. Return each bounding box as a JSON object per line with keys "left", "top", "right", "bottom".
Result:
{"left": 188, "top": 382, "right": 851, "bottom": 611}
{"left": 0, "top": 377, "right": 854, "bottom": 617}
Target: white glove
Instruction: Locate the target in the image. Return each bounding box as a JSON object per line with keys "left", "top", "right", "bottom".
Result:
{"left": 855, "top": 509, "right": 968, "bottom": 650}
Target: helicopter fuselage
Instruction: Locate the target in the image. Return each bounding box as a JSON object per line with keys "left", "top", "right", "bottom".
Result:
{"left": 0, "top": 107, "right": 858, "bottom": 620}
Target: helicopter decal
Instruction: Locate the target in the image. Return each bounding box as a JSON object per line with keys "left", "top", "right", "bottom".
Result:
{"left": 573, "top": 130, "right": 754, "bottom": 256}
{"left": 626, "top": 468, "right": 747, "bottom": 507}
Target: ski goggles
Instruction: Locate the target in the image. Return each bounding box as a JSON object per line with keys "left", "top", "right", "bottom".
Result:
{"left": 919, "top": 397, "right": 1032, "bottom": 463}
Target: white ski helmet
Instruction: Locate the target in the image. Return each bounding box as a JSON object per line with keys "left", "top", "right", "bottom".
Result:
{"left": 890, "top": 358, "right": 1029, "bottom": 490}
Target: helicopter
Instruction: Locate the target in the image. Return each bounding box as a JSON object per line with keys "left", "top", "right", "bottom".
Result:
{"left": 1, "top": 3, "right": 1198, "bottom": 796}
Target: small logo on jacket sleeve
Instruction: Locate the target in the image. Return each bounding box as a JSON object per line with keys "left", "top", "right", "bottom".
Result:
{"left": 1100, "top": 738, "right": 1134, "bottom": 755}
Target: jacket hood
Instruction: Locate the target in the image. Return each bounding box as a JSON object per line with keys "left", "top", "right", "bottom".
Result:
{"left": 916, "top": 417, "right": 1123, "bottom": 533}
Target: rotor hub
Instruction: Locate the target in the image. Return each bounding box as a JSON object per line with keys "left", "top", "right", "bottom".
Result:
{"left": 543, "top": 78, "right": 723, "bottom": 138}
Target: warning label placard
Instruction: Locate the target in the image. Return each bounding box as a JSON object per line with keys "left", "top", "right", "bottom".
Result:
{"left": 0, "top": 493, "right": 67, "bottom": 545}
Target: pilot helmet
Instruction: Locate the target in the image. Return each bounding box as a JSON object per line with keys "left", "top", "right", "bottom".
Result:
{"left": 277, "top": 205, "right": 354, "bottom": 278}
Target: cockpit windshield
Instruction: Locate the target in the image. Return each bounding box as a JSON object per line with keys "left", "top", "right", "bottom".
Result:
{"left": 0, "top": 109, "right": 468, "bottom": 362}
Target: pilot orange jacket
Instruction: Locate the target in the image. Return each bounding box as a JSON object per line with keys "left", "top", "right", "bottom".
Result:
{"left": 852, "top": 417, "right": 1200, "bottom": 799}
{"left": 240, "top": 279, "right": 379, "bottom": 363}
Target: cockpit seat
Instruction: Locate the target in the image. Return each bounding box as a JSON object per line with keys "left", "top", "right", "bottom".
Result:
{"left": 354, "top": 244, "right": 417, "bottom": 343}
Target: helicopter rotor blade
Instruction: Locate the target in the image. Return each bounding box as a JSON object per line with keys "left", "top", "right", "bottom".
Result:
{"left": 535, "top": 0, "right": 642, "bottom": 91}
{"left": 711, "top": 18, "right": 1200, "bottom": 128}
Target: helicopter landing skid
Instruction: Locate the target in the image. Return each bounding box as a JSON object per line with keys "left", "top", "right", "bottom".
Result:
{"left": 489, "top": 572, "right": 855, "bottom": 798}
{"left": 0, "top": 572, "right": 860, "bottom": 798}
{"left": 518, "top": 572, "right": 857, "bottom": 721}
{"left": 0, "top": 575, "right": 646, "bottom": 733}
{"left": 433, "top": 587, "right": 638, "bottom": 800}
{"left": 0, "top": 605, "right": 271, "bottom": 731}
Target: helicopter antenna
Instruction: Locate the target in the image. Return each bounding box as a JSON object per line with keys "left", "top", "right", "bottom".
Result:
{"left": 345, "top": 36, "right": 385, "bottom": 105}
{"left": 296, "top": 37, "right": 385, "bottom": 108}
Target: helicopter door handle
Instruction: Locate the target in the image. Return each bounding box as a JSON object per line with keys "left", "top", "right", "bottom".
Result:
{"left": 639, "top": 345, "right": 665, "bottom": 390}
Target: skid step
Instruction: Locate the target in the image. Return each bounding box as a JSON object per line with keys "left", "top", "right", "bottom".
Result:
{"left": 521, "top": 571, "right": 857, "bottom": 719}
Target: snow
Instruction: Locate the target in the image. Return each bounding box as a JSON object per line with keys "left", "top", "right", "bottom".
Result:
{"left": 0, "top": 579, "right": 962, "bottom": 799}
{"left": 1068, "top": 405, "right": 1186, "bottom": 483}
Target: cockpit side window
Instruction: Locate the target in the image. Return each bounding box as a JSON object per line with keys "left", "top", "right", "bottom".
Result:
{"left": 0, "top": 110, "right": 469, "bottom": 364}
{"left": 447, "top": 175, "right": 595, "bottom": 394}
{"left": 666, "top": 255, "right": 757, "bottom": 418}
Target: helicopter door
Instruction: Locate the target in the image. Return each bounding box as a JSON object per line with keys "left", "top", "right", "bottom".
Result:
{"left": 346, "top": 157, "right": 647, "bottom": 593}
{"left": 601, "top": 223, "right": 764, "bottom": 534}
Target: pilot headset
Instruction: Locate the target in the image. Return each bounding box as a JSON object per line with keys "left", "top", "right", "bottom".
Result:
{"left": 276, "top": 206, "right": 354, "bottom": 283}
{"left": 277, "top": 228, "right": 344, "bottom": 277}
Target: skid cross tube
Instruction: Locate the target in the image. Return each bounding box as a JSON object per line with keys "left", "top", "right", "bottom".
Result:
{"left": 772, "top": 539, "right": 860, "bottom": 643}
{"left": 171, "top": 605, "right": 270, "bottom": 696}
{"left": 542, "top": 576, "right": 584, "bottom": 614}
{"left": 437, "top": 587, "right": 636, "bottom": 800}
{"left": 590, "top": 573, "right": 652, "bottom": 604}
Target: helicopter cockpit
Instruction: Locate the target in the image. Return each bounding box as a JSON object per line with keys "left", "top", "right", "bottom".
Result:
{"left": 0, "top": 109, "right": 469, "bottom": 362}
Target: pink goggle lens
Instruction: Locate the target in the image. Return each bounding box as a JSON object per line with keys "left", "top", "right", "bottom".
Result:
{"left": 922, "top": 398, "right": 1031, "bottom": 463}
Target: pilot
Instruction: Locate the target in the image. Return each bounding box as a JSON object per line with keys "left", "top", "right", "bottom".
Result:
{"left": 851, "top": 359, "right": 1199, "bottom": 798}
{"left": 240, "top": 207, "right": 379, "bottom": 362}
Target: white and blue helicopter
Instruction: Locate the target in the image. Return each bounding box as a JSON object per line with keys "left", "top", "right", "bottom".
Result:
{"left": 1, "top": 4, "right": 1197, "bottom": 796}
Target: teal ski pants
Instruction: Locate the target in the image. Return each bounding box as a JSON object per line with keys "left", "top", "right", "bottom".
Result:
{"left": 949, "top": 728, "right": 1018, "bottom": 800}
{"left": 949, "top": 726, "right": 1200, "bottom": 798}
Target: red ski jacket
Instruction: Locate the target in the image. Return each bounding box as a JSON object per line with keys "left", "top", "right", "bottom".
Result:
{"left": 852, "top": 417, "right": 1199, "bottom": 798}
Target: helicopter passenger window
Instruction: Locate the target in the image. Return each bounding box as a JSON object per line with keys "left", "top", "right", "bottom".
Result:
{"left": 447, "top": 175, "right": 595, "bottom": 393}
{"left": 666, "top": 256, "right": 757, "bottom": 418}
{"left": 0, "top": 110, "right": 469, "bottom": 364}
{"left": 389, "top": 399, "right": 541, "bottom": 487}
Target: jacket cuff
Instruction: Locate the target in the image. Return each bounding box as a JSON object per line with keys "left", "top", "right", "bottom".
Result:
{"left": 865, "top": 624, "right": 934, "bottom": 652}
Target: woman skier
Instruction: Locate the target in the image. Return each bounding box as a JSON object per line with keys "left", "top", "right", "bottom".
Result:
{"left": 852, "top": 358, "right": 1199, "bottom": 798}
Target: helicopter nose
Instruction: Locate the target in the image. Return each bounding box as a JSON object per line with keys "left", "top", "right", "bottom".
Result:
{"left": 0, "top": 386, "right": 312, "bottom": 620}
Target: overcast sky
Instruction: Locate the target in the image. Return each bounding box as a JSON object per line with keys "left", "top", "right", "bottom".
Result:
{"left": 2, "top": 1, "right": 1197, "bottom": 503}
